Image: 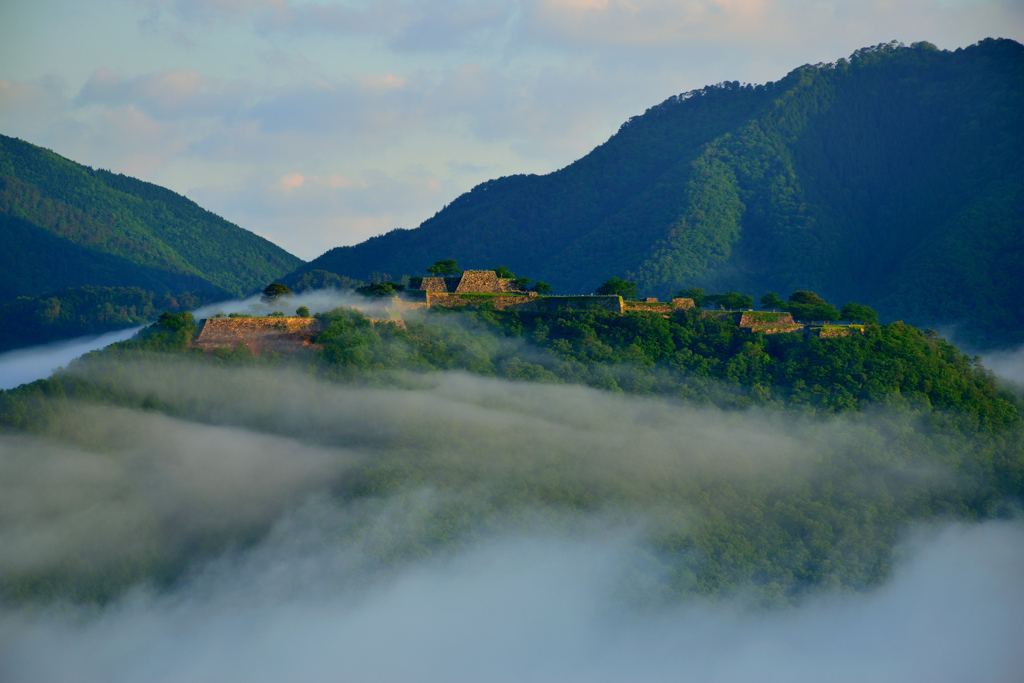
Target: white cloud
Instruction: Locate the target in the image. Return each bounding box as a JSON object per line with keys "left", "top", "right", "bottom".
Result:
{"left": 0, "top": 363, "right": 1022, "bottom": 680}
{"left": 189, "top": 163, "right": 453, "bottom": 258}
{"left": 75, "top": 68, "right": 248, "bottom": 120}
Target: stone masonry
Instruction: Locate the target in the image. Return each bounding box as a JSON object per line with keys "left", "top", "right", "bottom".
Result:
{"left": 414, "top": 271, "right": 523, "bottom": 295}
{"left": 194, "top": 317, "right": 323, "bottom": 355}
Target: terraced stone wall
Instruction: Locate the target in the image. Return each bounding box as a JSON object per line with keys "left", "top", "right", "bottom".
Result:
{"left": 194, "top": 317, "right": 322, "bottom": 354}
{"left": 454, "top": 270, "right": 502, "bottom": 293}
{"left": 622, "top": 298, "right": 695, "bottom": 313}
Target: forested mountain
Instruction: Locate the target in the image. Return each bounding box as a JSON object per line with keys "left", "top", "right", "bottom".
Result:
{"left": 0, "top": 134, "right": 303, "bottom": 348}
{"left": 2, "top": 304, "right": 1021, "bottom": 604}
{"left": 0, "top": 135, "right": 303, "bottom": 301}
{"left": 290, "top": 39, "right": 1024, "bottom": 348}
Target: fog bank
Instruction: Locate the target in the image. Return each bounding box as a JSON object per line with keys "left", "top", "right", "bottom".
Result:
{"left": 191, "top": 290, "right": 391, "bottom": 321}
{"left": 979, "top": 345, "right": 1024, "bottom": 387}
{"left": 2, "top": 519, "right": 1021, "bottom": 683}
{"left": 1, "top": 361, "right": 1019, "bottom": 680}
{"left": 0, "top": 327, "right": 141, "bottom": 390}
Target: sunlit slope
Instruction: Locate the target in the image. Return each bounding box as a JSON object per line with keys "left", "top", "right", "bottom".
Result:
{"left": 294, "top": 39, "right": 1024, "bottom": 346}
{"left": 0, "top": 134, "right": 303, "bottom": 303}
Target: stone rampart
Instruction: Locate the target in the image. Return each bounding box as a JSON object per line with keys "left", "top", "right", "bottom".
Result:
{"left": 813, "top": 325, "right": 865, "bottom": 338}
{"left": 424, "top": 292, "right": 536, "bottom": 310}
{"left": 419, "top": 277, "right": 448, "bottom": 292}
{"left": 497, "top": 278, "right": 523, "bottom": 293}
{"left": 412, "top": 271, "right": 524, "bottom": 295}
{"left": 455, "top": 270, "right": 502, "bottom": 293}
{"left": 195, "top": 317, "right": 323, "bottom": 355}
{"left": 622, "top": 298, "right": 695, "bottom": 314}
{"left": 420, "top": 292, "right": 623, "bottom": 313}
{"left": 515, "top": 295, "right": 623, "bottom": 313}
{"left": 702, "top": 310, "right": 805, "bottom": 335}
{"left": 738, "top": 311, "right": 796, "bottom": 327}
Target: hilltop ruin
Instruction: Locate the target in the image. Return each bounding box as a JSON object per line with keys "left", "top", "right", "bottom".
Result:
{"left": 194, "top": 317, "right": 323, "bottom": 355}
{"left": 192, "top": 269, "right": 861, "bottom": 355}
{"left": 405, "top": 271, "right": 696, "bottom": 315}
{"left": 417, "top": 270, "right": 524, "bottom": 294}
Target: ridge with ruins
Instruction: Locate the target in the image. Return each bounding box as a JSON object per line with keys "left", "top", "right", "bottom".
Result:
{"left": 193, "top": 269, "right": 860, "bottom": 354}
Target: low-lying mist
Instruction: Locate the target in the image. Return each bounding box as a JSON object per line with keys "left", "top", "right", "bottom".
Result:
{"left": 2, "top": 512, "right": 1021, "bottom": 681}
{"left": 191, "top": 289, "right": 390, "bottom": 320}
{"left": 1, "top": 358, "right": 1021, "bottom": 679}
{"left": 0, "top": 326, "right": 141, "bottom": 390}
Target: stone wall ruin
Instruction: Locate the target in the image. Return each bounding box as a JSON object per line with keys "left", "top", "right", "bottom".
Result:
{"left": 194, "top": 317, "right": 323, "bottom": 355}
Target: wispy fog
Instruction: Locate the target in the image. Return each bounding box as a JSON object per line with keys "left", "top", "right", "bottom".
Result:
{"left": 939, "top": 329, "right": 1024, "bottom": 389}
{"left": 0, "top": 361, "right": 1020, "bottom": 680}
{"left": 1, "top": 517, "right": 1021, "bottom": 682}
{"left": 978, "top": 345, "right": 1024, "bottom": 387}
{"left": 0, "top": 327, "right": 142, "bottom": 390}
{"left": 191, "top": 290, "right": 390, "bottom": 320}
{"left": 0, "top": 290, "right": 403, "bottom": 390}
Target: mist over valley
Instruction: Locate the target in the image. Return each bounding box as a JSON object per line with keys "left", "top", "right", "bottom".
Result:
{"left": 1, "top": 7, "right": 1023, "bottom": 678}
{"left": 2, "top": 361, "right": 1023, "bottom": 681}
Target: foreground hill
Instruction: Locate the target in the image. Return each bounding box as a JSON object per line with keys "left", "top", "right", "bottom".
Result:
{"left": 0, "top": 134, "right": 303, "bottom": 349}
{"left": 1, "top": 304, "right": 1020, "bottom": 605}
{"left": 291, "top": 39, "right": 1024, "bottom": 348}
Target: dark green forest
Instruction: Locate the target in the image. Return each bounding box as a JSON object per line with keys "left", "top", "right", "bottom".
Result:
{"left": 2, "top": 305, "right": 1020, "bottom": 606}
{"left": 0, "top": 135, "right": 304, "bottom": 349}
{"left": 0, "top": 287, "right": 210, "bottom": 352}
{"left": 290, "top": 39, "right": 1024, "bottom": 348}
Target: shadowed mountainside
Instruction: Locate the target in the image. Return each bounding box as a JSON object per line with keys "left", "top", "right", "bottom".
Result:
{"left": 0, "top": 135, "right": 304, "bottom": 350}
{"left": 0, "top": 134, "right": 302, "bottom": 303}
{"left": 289, "top": 39, "right": 1024, "bottom": 348}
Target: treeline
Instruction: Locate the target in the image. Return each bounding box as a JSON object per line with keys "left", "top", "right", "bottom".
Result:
{"left": 0, "top": 287, "right": 211, "bottom": 352}
{"left": 1, "top": 306, "right": 1021, "bottom": 607}
{"left": 37, "top": 303, "right": 1013, "bottom": 429}
{"left": 304, "top": 307, "right": 1017, "bottom": 430}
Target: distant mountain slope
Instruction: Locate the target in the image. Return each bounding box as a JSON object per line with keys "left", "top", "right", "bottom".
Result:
{"left": 0, "top": 135, "right": 303, "bottom": 304}
{"left": 291, "top": 38, "right": 1024, "bottom": 348}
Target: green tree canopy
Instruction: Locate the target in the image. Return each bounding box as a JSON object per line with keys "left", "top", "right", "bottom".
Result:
{"left": 296, "top": 305, "right": 310, "bottom": 318}
{"left": 596, "top": 277, "right": 638, "bottom": 300}
{"left": 707, "top": 291, "right": 755, "bottom": 310}
{"left": 262, "top": 283, "right": 292, "bottom": 300}
{"left": 675, "top": 287, "right": 707, "bottom": 308}
{"left": 531, "top": 281, "right": 553, "bottom": 294}
{"left": 841, "top": 302, "right": 879, "bottom": 324}
{"left": 760, "top": 292, "right": 786, "bottom": 309}
{"left": 356, "top": 282, "right": 402, "bottom": 297}
{"left": 789, "top": 290, "right": 828, "bottom": 306}
{"left": 786, "top": 291, "right": 840, "bottom": 322}
{"left": 493, "top": 265, "right": 515, "bottom": 279}
{"left": 157, "top": 310, "right": 195, "bottom": 331}
{"left": 427, "top": 260, "right": 461, "bottom": 276}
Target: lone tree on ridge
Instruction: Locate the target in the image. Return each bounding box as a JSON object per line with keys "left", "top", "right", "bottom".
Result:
{"left": 427, "top": 259, "right": 461, "bottom": 276}
{"left": 262, "top": 283, "right": 292, "bottom": 300}
{"left": 596, "top": 277, "right": 638, "bottom": 300}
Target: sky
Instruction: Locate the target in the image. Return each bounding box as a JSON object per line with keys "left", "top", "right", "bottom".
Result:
{"left": 1, "top": 1, "right": 1022, "bottom": 261}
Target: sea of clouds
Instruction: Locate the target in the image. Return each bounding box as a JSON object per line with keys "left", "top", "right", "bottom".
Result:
{"left": 1, "top": 362, "right": 1022, "bottom": 681}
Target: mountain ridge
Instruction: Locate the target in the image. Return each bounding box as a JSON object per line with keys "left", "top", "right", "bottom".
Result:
{"left": 0, "top": 134, "right": 303, "bottom": 303}
{"left": 288, "top": 38, "right": 1024, "bottom": 348}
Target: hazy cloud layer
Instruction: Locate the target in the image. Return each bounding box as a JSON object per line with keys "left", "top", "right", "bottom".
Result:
{"left": 2, "top": 505, "right": 1022, "bottom": 681}
{"left": 0, "top": 327, "right": 142, "bottom": 391}
{"left": 0, "top": 360, "right": 1021, "bottom": 679}
{"left": 0, "top": 361, "right": 958, "bottom": 579}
